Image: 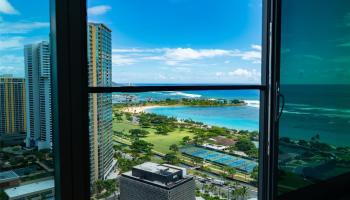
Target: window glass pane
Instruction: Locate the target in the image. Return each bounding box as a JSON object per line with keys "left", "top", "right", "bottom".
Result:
{"left": 0, "top": 0, "right": 55, "bottom": 199}
{"left": 87, "top": 0, "right": 263, "bottom": 86}
{"left": 89, "top": 90, "right": 260, "bottom": 199}
{"left": 278, "top": 0, "right": 350, "bottom": 195}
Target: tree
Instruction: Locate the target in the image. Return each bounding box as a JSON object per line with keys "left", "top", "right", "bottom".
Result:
{"left": 250, "top": 166, "right": 259, "bottom": 185}
{"left": 240, "top": 186, "right": 249, "bottom": 200}
{"left": 298, "top": 139, "right": 308, "bottom": 146}
{"left": 231, "top": 189, "right": 239, "bottom": 200}
{"left": 125, "top": 112, "right": 132, "bottom": 121}
{"left": 169, "top": 144, "right": 179, "bottom": 153}
{"left": 227, "top": 167, "right": 237, "bottom": 179}
{"left": 193, "top": 157, "right": 204, "bottom": 167}
{"left": 0, "top": 190, "right": 8, "bottom": 200}
{"left": 235, "top": 138, "right": 256, "bottom": 152}
{"left": 113, "top": 144, "right": 123, "bottom": 151}
{"left": 155, "top": 125, "right": 172, "bottom": 135}
{"left": 163, "top": 153, "right": 179, "bottom": 164}
{"left": 130, "top": 140, "right": 153, "bottom": 157}
{"left": 117, "top": 158, "right": 134, "bottom": 173}
{"left": 94, "top": 180, "right": 105, "bottom": 194}
{"left": 104, "top": 179, "right": 117, "bottom": 195}
{"left": 182, "top": 136, "right": 191, "bottom": 144}
{"left": 129, "top": 129, "right": 150, "bottom": 140}
{"left": 247, "top": 148, "right": 258, "bottom": 158}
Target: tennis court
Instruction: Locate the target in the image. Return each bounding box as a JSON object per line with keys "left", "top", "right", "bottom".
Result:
{"left": 181, "top": 146, "right": 257, "bottom": 173}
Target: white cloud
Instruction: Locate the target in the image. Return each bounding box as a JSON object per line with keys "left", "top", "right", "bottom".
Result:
{"left": 88, "top": 5, "right": 111, "bottom": 16}
{"left": 0, "top": 21, "right": 49, "bottom": 34}
{"left": 0, "top": 37, "right": 23, "bottom": 50}
{"left": 235, "top": 50, "right": 261, "bottom": 63}
{"left": 110, "top": 45, "right": 262, "bottom": 66}
{"left": 112, "top": 54, "right": 136, "bottom": 66}
{"left": 0, "top": 0, "right": 19, "bottom": 15}
{"left": 251, "top": 44, "right": 262, "bottom": 51}
{"left": 164, "top": 48, "right": 232, "bottom": 60}
{"left": 112, "top": 48, "right": 162, "bottom": 53}
{"left": 228, "top": 68, "right": 261, "bottom": 81}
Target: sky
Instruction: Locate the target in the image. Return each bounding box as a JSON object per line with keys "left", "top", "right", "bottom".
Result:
{"left": 0, "top": 0, "right": 263, "bottom": 84}
{"left": 0, "top": 0, "right": 50, "bottom": 77}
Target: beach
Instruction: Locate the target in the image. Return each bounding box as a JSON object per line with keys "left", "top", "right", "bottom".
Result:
{"left": 121, "top": 105, "right": 165, "bottom": 114}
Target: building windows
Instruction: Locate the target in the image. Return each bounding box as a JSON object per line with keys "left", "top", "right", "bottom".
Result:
{"left": 0, "top": 0, "right": 56, "bottom": 199}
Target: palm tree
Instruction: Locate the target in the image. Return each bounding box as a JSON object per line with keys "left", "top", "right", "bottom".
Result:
{"left": 239, "top": 186, "right": 249, "bottom": 200}
{"left": 227, "top": 167, "right": 236, "bottom": 179}
{"left": 231, "top": 189, "right": 240, "bottom": 200}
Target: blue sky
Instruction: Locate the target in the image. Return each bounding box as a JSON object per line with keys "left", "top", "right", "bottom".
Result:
{"left": 0, "top": 0, "right": 262, "bottom": 84}
{"left": 0, "top": 0, "right": 50, "bottom": 77}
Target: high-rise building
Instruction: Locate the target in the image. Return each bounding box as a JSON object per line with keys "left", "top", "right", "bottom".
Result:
{"left": 87, "top": 23, "right": 114, "bottom": 184}
{"left": 24, "top": 41, "right": 53, "bottom": 150}
{"left": 0, "top": 75, "right": 26, "bottom": 136}
{"left": 120, "top": 162, "right": 196, "bottom": 200}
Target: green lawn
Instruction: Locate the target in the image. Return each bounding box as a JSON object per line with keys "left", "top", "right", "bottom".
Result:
{"left": 113, "top": 119, "right": 194, "bottom": 154}
{"left": 144, "top": 130, "right": 193, "bottom": 154}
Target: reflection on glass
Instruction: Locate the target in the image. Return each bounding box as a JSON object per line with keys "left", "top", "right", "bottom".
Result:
{"left": 87, "top": 0, "right": 262, "bottom": 86}
{"left": 278, "top": 0, "right": 350, "bottom": 195}
{"left": 0, "top": 0, "right": 55, "bottom": 199}
{"left": 90, "top": 90, "right": 260, "bottom": 199}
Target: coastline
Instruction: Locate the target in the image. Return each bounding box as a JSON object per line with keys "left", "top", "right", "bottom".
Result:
{"left": 120, "top": 104, "right": 259, "bottom": 131}
{"left": 120, "top": 102, "right": 250, "bottom": 114}
{"left": 121, "top": 105, "right": 169, "bottom": 114}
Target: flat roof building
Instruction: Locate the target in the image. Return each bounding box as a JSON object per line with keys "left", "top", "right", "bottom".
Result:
{"left": 0, "top": 76, "right": 26, "bottom": 136}
{"left": 4, "top": 179, "right": 54, "bottom": 200}
{"left": 0, "top": 171, "right": 20, "bottom": 189}
{"left": 120, "top": 162, "right": 195, "bottom": 200}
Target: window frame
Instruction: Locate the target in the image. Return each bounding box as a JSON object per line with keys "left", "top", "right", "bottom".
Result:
{"left": 51, "top": 0, "right": 90, "bottom": 199}
{"left": 50, "top": 0, "right": 273, "bottom": 199}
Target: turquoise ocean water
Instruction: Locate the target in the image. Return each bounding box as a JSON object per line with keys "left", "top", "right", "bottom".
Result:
{"left": 113, "top": 85, "right": 350, "bottom": 147}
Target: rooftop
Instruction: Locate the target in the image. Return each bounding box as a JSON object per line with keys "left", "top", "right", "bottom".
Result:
{"left": 122, "top": 162, "right": 192, "bottom": 189}
{"left": 133, "top": 162, "right": 180, "bottom": 175}
{"left": 0, "top": 171, "right": 19, "bottom": 184}
{"left": 5, "top": 179, "right": 54, "bottom": 198}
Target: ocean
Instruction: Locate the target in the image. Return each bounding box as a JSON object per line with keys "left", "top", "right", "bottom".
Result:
{"left": 113, "top": 85, "right": 350, "bottom": 147}
{"left": 279, "top": 85, "right": 350, "bottom": 147}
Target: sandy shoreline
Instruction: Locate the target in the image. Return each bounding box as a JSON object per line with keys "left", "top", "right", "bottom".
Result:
{"left": 121, "top": 105, "right": 167, "bottom": 114}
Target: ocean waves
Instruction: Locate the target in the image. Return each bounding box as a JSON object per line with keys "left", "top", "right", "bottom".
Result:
{"left": 244, "top": 100, "right": 260, "bottom": 108}
{"left": 166, "top": 91, "right": 202, "bottom": 98}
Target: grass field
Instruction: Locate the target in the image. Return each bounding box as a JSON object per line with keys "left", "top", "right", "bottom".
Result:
{"left": 144, "top": 130, "right": 193, "bottom": 153}
{"left": 112, "top": 118, "right": 254, "bottom": 183}
{"left": 113, "top": 119, "right": 194, "bottom": 154}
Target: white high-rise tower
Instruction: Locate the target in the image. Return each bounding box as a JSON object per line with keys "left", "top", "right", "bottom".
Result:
{"left": 24, "top": 41, "right": 52, "bottom": 150}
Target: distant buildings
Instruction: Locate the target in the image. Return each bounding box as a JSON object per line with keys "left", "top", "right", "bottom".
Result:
{"left": 0, "top": 170, "right": 20, "bottom": 189}
{"left": 87, "top": 23, "right": 114, "bottom": 184}
{"left": 0, "top": 75, "right": 26, "bottom": 135}
{"left": 24, "top": 41, "right": 53, "bottom": 150}
{"left": 4, "top": 179, "right": 54, "bottom": 200}
{"left": 120, "top": 162, "right": 196, "bottom": 200}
